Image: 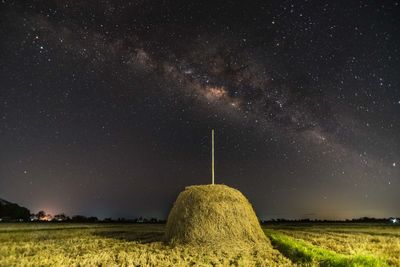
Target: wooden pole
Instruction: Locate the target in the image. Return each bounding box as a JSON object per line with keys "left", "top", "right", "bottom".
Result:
{"left": 212, "top": 129, "right": 215, "bottom": 185}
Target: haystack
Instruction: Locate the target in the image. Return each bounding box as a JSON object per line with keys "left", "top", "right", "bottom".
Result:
{"left": 165, "top": 184, "right": 267, "bottom": 246}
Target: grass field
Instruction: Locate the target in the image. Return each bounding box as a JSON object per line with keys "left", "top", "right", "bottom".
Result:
{"left": 265, "top": 223, "right": 400, "bottom": 266}
{"left": 0, "top": 223, "right": 399, "bottom": 266}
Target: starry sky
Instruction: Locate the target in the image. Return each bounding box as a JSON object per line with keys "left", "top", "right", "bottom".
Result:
{"left": 1, "top": 0, "right": 399, "bottom": 220}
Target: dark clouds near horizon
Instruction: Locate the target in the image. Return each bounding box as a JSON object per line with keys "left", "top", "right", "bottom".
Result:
{"left": 1, "top": 0, "right": 399, "bottom": 219}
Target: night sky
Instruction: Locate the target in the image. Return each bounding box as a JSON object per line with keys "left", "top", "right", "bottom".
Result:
{"left": 1, "top": 0, "right": 399, "bottom": 220}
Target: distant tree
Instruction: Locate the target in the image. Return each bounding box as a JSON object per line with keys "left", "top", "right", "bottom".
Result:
{"left": 53, "top": 214, "right": 70, "bottom": 221}
{"left": 71, "top": 215, "right": 87, "bottom": 222}
{"left": 11, "top": 205, "right": 30, "bottom": 221}
{"left": 36, "top": 211, "right": 46, "bottom": 220}
{"left": 69, "top": 215, "right": 98, "bottom": 222}
{"left": 87, "top": 216, "right": 98, "bottom": 222}
{"left": 0, "top": 200, "right": 30, "bottom": 221}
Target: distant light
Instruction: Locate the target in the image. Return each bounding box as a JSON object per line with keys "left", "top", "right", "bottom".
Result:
{"left": 393, "top": 162, "right": 396, "bottom": 167}
{"left": 391, "top": 218, "right": 398, "bottom": 224}
{"left": 40, "top": 215, "right": 53, "bottom": 221}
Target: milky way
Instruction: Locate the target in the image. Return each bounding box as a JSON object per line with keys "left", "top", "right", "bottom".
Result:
{"left": 1, "top": 0, "right": 399, "bottom": 219}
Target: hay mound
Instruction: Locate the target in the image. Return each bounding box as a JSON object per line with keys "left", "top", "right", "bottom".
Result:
{"left": 165, "top": 184, "right": 267, "bottom": 246}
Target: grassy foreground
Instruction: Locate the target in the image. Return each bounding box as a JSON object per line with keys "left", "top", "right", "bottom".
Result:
{"left": 267, "top": 223, "right": 400, "bottom": 266}
{"left": 0, "top": 223, "right": 399, "bottom": 266}
{"left": 0, "top": 223, "right": 289, "bottom": 266}
{"left": 264, "top": 229, "right": 387, "bottom": 266}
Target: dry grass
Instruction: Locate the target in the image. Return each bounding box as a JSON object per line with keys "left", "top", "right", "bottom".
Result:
{"left": 0, "top": 223, "right": 292, "bottom": 266}
{"left": 1, "top": 220, "right": 398, "bottom": 266}
{"left": 165, "top": 184, "right": 268, "bottom": 247}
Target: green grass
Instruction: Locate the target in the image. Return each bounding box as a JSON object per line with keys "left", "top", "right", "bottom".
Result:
{"left": 265, "top": 223, "right": 400, "bottom": 266}
{"left": 264, "top": 228, "right": 388, "bottom": 267}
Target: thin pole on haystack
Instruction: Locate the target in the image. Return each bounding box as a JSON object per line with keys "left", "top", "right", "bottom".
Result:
{"left": 211, "top": 129, "right": 215, "bottom": 185}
